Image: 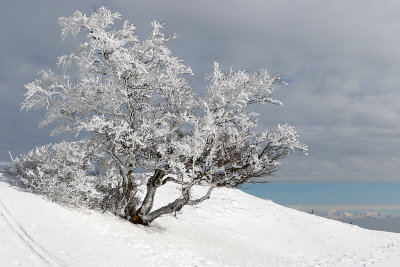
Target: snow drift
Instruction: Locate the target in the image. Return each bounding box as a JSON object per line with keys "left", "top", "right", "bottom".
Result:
{"left": 1, "top": 164, "right": 399, "bottom": 266}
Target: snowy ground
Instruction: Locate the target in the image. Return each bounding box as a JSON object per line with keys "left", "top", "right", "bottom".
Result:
{"left": 1, "top": 164, "right": 400, "bottom": 266}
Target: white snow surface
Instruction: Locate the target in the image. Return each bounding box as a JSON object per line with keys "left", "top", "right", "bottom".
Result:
{"left": 1, "top": 165, "right": 400, "bottom": 266}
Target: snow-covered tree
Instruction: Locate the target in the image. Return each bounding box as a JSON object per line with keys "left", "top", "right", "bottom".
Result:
{"left": 16, "top": 7, "right": 307, "bottom": 225}
{"left": 9, "top": 140, "right": 103, "bottom": 207}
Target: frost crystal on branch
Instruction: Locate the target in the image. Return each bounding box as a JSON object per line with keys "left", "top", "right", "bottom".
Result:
{"left": 13, "top": 7, "right": 307, "bottom": 226}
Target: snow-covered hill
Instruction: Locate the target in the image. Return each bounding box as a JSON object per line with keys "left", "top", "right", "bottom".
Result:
{"left": 1, "top": 164, "right": 399, "bottom": 266}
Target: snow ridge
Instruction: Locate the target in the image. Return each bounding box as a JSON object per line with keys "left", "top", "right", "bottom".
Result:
{"left": 1, "top": 166, "right": 400, "bottom": 266}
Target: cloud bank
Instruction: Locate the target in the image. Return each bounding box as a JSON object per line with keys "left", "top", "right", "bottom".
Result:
{"left": 1, "top": 0, "right": 400, "bottom": 182}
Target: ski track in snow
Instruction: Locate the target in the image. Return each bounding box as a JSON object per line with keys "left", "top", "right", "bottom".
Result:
{"left": 0, "top": 199, "right": 66, "bottom": 267}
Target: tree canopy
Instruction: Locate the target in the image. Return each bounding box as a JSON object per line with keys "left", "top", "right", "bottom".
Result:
{"left": 13, "top": 7, "right": 307, "bottom": 225}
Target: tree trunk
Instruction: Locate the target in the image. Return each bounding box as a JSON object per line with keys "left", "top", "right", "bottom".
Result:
{"left": 122, "top": 164, "right": 138, "bottom": 222}
{"left": 128, "top": 169, "right": 165, "bottom": 226}
{"left": 128, "top": 172, "right": 215, "bottom": 226}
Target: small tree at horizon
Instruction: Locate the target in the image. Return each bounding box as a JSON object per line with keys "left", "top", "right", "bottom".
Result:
{"left": 13, "top": 7, "right": 307, "bottom": 226}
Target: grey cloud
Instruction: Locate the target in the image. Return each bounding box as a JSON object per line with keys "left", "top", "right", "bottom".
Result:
{"left": 1, "top": 0, "right": 400, "bottom": 182}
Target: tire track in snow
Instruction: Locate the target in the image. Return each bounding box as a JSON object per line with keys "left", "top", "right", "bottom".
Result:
{"left": 0, "top": 199, "right": 67, "bottom": 266}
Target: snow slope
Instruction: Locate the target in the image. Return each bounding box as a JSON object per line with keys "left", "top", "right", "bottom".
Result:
{"left": 1, "top": 164, "right": 400, "bottom": 266}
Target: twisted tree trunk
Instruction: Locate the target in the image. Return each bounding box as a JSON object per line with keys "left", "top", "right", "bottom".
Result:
{"left": 127, "top": 168, "right": 216, "bottom": 226}
{"left": 129, "top": 169, "right": 165, "bottom": 226}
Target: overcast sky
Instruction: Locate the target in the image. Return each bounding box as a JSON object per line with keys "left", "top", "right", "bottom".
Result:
{"left": 1, "top": 0, "right": 400, "bottom": 182}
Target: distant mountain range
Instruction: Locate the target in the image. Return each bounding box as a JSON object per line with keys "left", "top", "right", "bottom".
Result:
{"left": 292, "top": 206, "right": 400, "bottom": 233}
